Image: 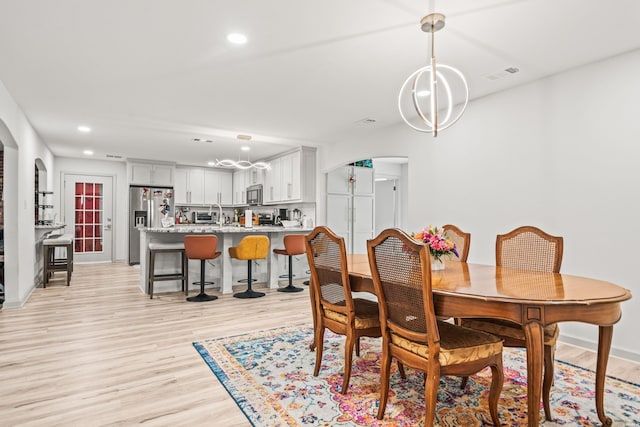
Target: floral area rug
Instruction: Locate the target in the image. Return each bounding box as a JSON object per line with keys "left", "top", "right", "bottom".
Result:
{"left": 193, "top": 325, "right": 640, "bottom": 426}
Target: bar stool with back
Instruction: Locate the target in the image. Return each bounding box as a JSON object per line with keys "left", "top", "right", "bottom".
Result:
{"left": 273, "top": 234, "right": 306, "bottom": 293}
{"left": 184, "top": 235, "right": 221, "bottom": 302}
{"left": 229, "top": 235, "right": 269, "bottom": 299}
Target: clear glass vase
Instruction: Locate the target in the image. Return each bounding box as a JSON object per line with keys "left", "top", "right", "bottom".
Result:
{"left": 431, "top": 257, "right": 445, "bottom": 271}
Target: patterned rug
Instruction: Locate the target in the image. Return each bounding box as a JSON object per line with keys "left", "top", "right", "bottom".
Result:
{"left": 193, "top": 325, "right": 640, "bottom": 426}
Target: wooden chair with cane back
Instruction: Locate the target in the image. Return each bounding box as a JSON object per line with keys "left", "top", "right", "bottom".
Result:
{"left": 368, "top": 228, "right": 504, "bottom": 426}
{"left": 459, "top": 225, "right": 563, "bottom": 421}
{"left": 442, "top": 224, "right": 471, "bottom": 262}
{"left": 304, "top": 226, "right": 382, "bottom": 394}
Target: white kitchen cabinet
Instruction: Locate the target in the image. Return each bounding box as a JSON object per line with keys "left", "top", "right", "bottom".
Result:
{"left": 174, "top": 167, "right": 204, "bottom": 205}
{"left": 218, "top": 171, "right": 233, "bottom": 205}
{"left": 204, "top": 169, "right": 233, "bottom": 205}
{"left": 129, "top": 162, "right": 175, "bottom": 187}
{"left": 281, "top": 150, "right": 301, "bottom": 202}
{"left": 264, "top": 157, "right": 281, "bottom": 203}
{"left": 174, "top": 168, "right": 188, "bottom": 204}
{"left": 245, "top": 168, "right": 263, "bottom": 187}
{"left": 233, "top": 170, "right": 246, "bottom": 205}
{"left": 262, "top": 147, "right": 315, "bottom": 204}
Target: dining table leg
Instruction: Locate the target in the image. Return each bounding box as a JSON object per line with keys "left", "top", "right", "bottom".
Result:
{"left": 523, "top": 321, "right": 544, "bottom": 426}
{"left": 596, "top": 325, "right": 614, "bottom": 426}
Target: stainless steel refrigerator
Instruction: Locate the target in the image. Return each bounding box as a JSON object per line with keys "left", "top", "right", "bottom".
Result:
{"left": 128, "top": 186, "right": 174, "bottom": 264}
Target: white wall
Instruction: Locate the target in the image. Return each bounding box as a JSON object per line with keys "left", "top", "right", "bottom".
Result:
{"left": 0, "top": 80, "right": 56, "bottom": 307}
{"left": 317, "top": 49, "right": 640, "bottom": 360}
{"left": 54, "top": 157, "right": 128, "bottom": 262}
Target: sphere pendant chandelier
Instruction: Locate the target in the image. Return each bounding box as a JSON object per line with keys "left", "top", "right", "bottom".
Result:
{"left": 398, "top": 13, "right": 469, "bottom": 137}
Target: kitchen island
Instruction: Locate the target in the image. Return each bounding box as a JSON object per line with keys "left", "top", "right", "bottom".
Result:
{"left": 138, "top": 225, "right": 313, "bottom": 295}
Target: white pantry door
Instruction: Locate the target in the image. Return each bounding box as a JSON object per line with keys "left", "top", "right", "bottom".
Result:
{"left": 63, "top": 174, "right": 114, "bottom": 263}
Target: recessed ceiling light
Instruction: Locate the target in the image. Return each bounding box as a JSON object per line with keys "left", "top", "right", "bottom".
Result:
{"left": 241, "top": 146, "right": 250, "bottom": 151}
{"left": 227, "top": 33, "right": 248, "bottom": 44}
{"left": 83, "top": 150, "right": 94, "bottom": 156}
{"left": 77, "top": 125, "right": 91, "bottom": 133}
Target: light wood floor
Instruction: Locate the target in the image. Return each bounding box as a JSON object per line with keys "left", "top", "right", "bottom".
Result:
{"left": 1, "top": 262, "right": 638, "bottom": 426}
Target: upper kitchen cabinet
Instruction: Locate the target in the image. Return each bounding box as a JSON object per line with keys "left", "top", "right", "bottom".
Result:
{"left": 205, "top": 169, "right": 233, "bottom": 205}
{"left": 128, "top": 161, "right": 175, "bottom": 187}
{"left": 233, "top": 170, "right": 246, "bottom": 205}
{"left": 175, "top": 166, "right": 233, "bottom": 205}
{"left": 245, "top": 168, "right": 263, "bottom": 187}
{"left": 263, "top": 147, "right": 315, "bottom": 204}
{"left": 174, "top": 167, "right": 204, "bottom": 205}
{"left": 263, "top": 157, "right": 281, "bottom": 204}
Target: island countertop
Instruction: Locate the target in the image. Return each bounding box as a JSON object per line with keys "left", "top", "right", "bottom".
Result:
{"left": 137, "top": 225, "right": 313, "bottom": 295}
{"left": 139, "top": 225, "right": 312, "bottom": 233}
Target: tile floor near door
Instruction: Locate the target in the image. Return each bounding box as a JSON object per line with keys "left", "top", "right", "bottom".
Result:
{"left": 0, "top": 262, "right": 638, "bottom": 425}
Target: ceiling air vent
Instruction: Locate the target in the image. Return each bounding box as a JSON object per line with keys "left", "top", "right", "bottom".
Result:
{"left": 355, "top": 117, "right": 377, "bottom": 126}
{"left": 193, "top": 138, "right": 213, "bottom": 143}
{"left": 484, "top": 66, "right": 520, "bottom": 81}
{"left": 106, "top": 154, "right": 122, "bottom": 159}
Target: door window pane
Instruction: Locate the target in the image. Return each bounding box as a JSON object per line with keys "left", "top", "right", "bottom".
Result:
{"left": 74, "top": 182, "right": 103, "bottom": 254}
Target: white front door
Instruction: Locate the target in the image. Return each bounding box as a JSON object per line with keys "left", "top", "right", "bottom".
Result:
{"left": 63, "top": 174, "right": 114, "bottom": 263}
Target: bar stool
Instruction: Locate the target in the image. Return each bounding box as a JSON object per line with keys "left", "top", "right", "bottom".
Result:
{"left": 184, "top": 235, "right": 221, "bottom": 302}
{"left": 229, "top": 235, "right": 269, "bottom": 299}
{"left": 148, "top": 242, "right": 187, "bottom": 299}
{"left": 42, "top": 233, "right": 74, "bottom": 287}
{"left": 273, "top": 234, "right": 305, "bottom": 293}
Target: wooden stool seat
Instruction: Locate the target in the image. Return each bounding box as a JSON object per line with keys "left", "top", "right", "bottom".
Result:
{"left": 43, "top": 233, "right": 74, "bottom": 287}
{"left": 148, "top": 242, "right": 187, "bottom": 299}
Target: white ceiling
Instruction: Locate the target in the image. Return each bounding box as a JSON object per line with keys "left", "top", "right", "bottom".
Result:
{"left": 1, "top": 0, "right": 639, "bottom": 166}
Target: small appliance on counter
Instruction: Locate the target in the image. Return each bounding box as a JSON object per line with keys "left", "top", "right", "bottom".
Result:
{"left": 258, "top": 213, "right": 274, "bottom": 225}
{"left": 192, "top": 211, "right": 215, "bottom": 224}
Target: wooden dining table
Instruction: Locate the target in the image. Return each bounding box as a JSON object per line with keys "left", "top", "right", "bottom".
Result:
{"left": 345, "top": 254, "right": 632, "bottom": 426}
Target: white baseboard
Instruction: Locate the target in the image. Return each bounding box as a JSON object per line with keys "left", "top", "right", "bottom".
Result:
{"left": 559, "top": 334, "right": 640, "bottom": 363}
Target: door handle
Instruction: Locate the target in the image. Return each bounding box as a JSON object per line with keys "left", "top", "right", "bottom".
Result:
{"left": 104, "top": 225, "right": 112, "bottom": 231}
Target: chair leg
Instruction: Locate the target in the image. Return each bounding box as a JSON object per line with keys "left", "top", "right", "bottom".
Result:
{"left": 376, "top": 342, "right": 392, "bottom": 420}
{"left": 423, "top": 370, "right": 440, "bottom": 427}
{"left": 460, "top": 376, "right": 469, "bottom": 389}
{"left": 234, "top": 260, "right": 265, "bottom": 298}
{"left": 183, "top": 252, "right": 189, "bottom": 296}
{"left": 355, "top": 336, "right": 361, "bottom": 357}
{"left": 277, "top": 255, "right": 303, "bottom": 293}
{"left": 148, "top": 250, "right": 155, "bottom": 299}
{"left": 342, "top": 330, "right": 356, "bottom": 394}
{"left": 397, "top": 360, "right": 406, "bottom": 379}
{"left": 543, "top": 344, "right": 556, "bottom": 421}
{"left": 313, "top": 326, "right": 325, "bottom": 377}
{"left": 66, "top": 243, "right": 72, "bottom": 286}
{"left": 488, "top": 356, "right": 504, "bottom": 427}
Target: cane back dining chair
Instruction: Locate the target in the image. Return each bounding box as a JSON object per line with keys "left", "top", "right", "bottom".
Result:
{"left": 460, "top": 225, "right": 563, "bottom": 421}
{"left": 304, "top": 226, "right": 382, "bottom": 394}
{"left": 368, "top": 228, "right": 504, "bottom": 426}
{"left": 442, "top": 224, "right": 471, "bottom": 262}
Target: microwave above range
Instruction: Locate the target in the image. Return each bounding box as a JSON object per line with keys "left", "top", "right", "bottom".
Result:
{"left": 246, "top": 184, "right": 263, "bottom": 205}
